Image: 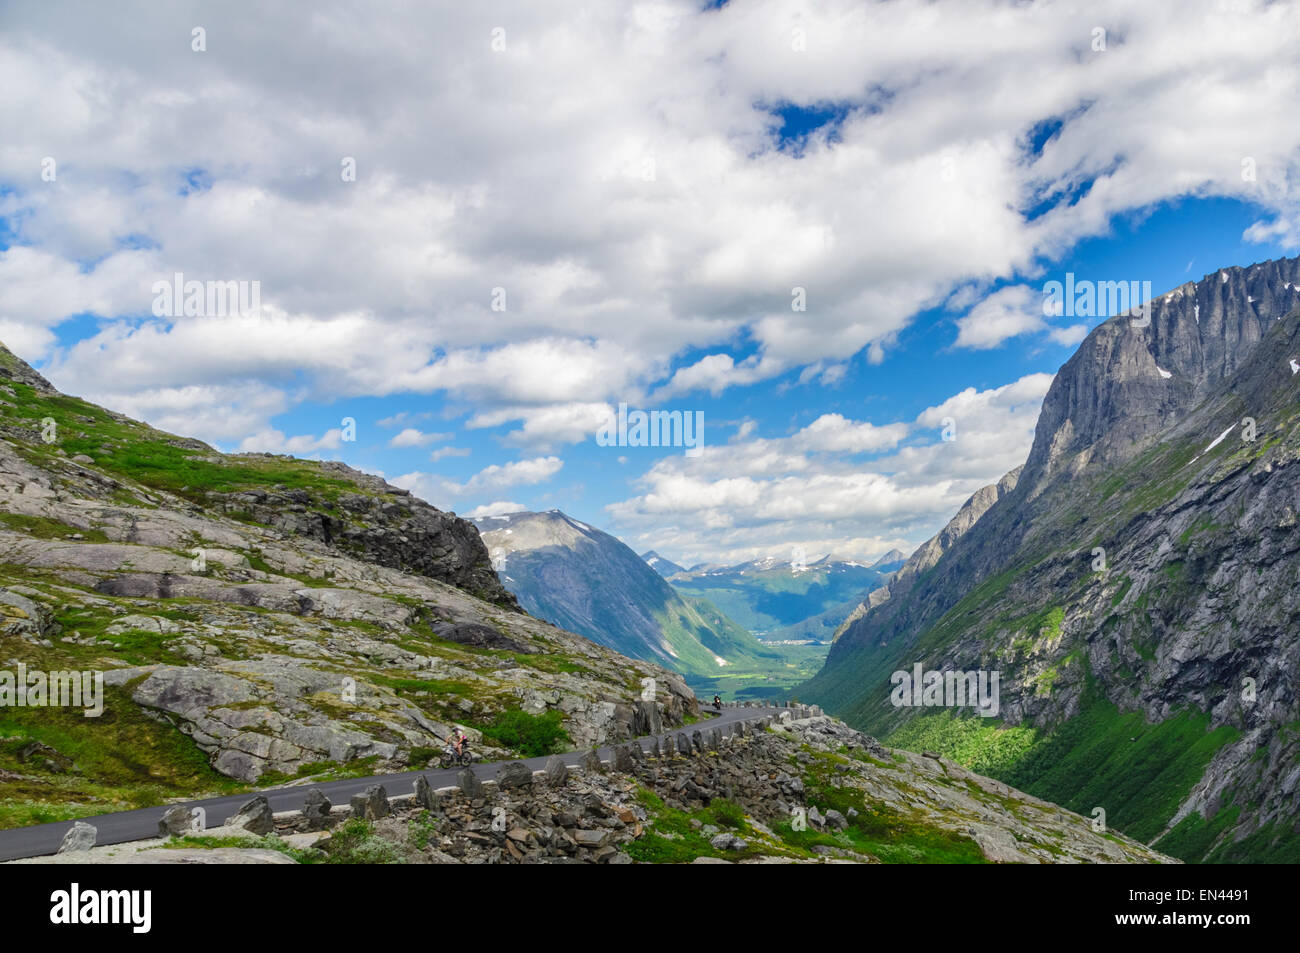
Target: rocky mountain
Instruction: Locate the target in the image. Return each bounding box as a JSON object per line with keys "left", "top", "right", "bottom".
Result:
{"left": 0, "top": 343, "right": 698, "bottom": 825}
{"left": 641, "top": 550, "right": 687, "bottom": 578}
{"left": 804, "top": 255, "right": 1300, "bottom": 863}
{"left": 471, "top": 510, "right": 781, "bottom": 678}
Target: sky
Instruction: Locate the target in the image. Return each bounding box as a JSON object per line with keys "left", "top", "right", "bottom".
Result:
{"left": 2, "top": 0, "right": 1299, "bottom": 568}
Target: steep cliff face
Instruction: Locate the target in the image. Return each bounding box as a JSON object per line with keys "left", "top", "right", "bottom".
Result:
{"left": 805, "top": 256, "right": 1300, "bottom": 863}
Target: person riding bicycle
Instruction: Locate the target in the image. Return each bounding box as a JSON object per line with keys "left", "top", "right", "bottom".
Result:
{"left": 450, "top": 727, "right": 467, "bottom": 758}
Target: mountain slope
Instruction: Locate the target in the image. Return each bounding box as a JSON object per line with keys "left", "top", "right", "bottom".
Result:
{"left": 0, "top": 344, "right": 699, "bottom": 826}
{"left": 472, "top": 510, "right": 781, "bottom": 677}
{"left": 803, "top": 256, "right": 1300, "bottom": 863}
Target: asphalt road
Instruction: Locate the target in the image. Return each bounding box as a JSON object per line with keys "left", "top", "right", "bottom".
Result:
{"left": 0, "top": 703, "right": 785, "bottom": 861}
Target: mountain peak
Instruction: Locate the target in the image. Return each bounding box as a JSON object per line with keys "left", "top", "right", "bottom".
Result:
{"left": 0, "top": 341, "right": 56, "bottom": 394}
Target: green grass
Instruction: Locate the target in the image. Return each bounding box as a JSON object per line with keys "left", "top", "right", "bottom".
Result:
{"left": 0, "top": 512, "right": 110, "bottom": 542}
{"left": 472, "top": 709, "right": 570, "bottom": 758}
{"left": 0, "top": 683, "right": 246, "bottom": 829}
{"left": 884, "top": 696, "right": 1240, "bottom": 853}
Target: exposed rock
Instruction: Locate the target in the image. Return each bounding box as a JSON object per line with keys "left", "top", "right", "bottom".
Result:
{"left": 158, "top": 805, "right": 194, "bottom": 837}
{"left": 544, "top": 755, "right": 569, "bottom": 787}
{"left": 226, "top": 795, "right": 275, "bottom": 834}
{"left": 496, "top": 761, "right": 533, "bottom": 790}
{"left": 349, "top": 785, "right": 390, "bottom": 821}
{"left": 457, "top": 769, "right": 485, "bottom": 799}
{"left": 413, "top": 775, "right": 438, "bottom": 812}
{"left": 57, "top": 822, "right": 97, "bottom": 853}
{"left": 300, "top": 789, "right": 334, "bottom": 831}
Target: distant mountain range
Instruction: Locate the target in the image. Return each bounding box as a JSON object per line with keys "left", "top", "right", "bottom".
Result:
{"left": 665, "top": 552, "right": 895, "bottom": 643}
{"left": 472, "top": 510, "right": 782, "bottom": 677}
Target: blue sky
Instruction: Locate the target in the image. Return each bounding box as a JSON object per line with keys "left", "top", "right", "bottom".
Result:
{"left": 2, "top": 0, "right": 1298, "bottom": 566}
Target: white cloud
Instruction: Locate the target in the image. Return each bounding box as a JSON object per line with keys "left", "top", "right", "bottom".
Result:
{"left": 607, "top": 373, "right": 1053, "bottom": 564}
{"left": 954, "top": 285, "right": 1045, "bottom": 350}
{"left": 466, "top": 501, "right": 528, "bottom": 519}
{"left": 389, "top": 428, "right": 450, "bottom": 448}
{"left": 8, "top": 0, "right": 1295, "bottom": 426}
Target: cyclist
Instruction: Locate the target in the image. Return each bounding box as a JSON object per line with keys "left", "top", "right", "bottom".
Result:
{"left": 450, "top": 727, "right": 467, "bottom": 759}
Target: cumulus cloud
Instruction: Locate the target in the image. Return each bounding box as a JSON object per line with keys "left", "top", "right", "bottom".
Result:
{"left": 389, "top": 428, "right": 451, "bottom": 448}
{"left": 3, "top": 0, "right": 1298, "bottom": 559}
{"left": 608, "top": 373, "right": 1053, "bottom": 565}
{"left": 466, "top": 501, "right": 528, "bottom": 519}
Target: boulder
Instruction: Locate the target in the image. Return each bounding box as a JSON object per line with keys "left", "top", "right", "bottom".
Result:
{"left": 158, "top": 805, "right": 194, "bottom": 837}
{"left": 349, "top": 785, "right": 390, "bottom": 821}
{"left": 301, "top": 788, "right": 335, "bottom": 830}
{"left": 544, "top": 755, "right": 569, "bottom": 787}
{"left": 497, "top": 761, "right": 533, "bottom": 789}
{"left": 58, "top": 822, "right": 97, "bottom": 853}
{"left": 413, "top": 775, "right": 438, "bottom": 812}
{"left": 226, "top": 795, "right": 275, "bottom": 834}
{"left": 611, "top": 745, "right": 634, "bottom": 772}
{"left": 676, "top": 732, "right": 692, "bottom": 756}
{"left": 580, "top": 749, "right": 604, "bottom": 774}
{"left": 709, "top": 832, "right": 748, "bottom": 851}
{"left": 458, "top": 768, "right": 485, "bottom": 798}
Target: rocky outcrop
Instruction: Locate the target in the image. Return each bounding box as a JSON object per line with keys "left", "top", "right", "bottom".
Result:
{"left": 807, "top": 256, "right": 1300, "bottom": 862}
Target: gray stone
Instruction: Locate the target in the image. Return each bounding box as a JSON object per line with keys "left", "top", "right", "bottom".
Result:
{"left": 301, "top": 788, "right": 334, "bottom": 830}
{"left": 574, "top": 829, "right": 609, "bottom": 848}
{"left": 457, "top": 768, "right": 485, "bottom": 798}
{"left": 349, "top": 785, "right": 390, "bottom": 821}
{"left": 544, "top": 755, "right": 569, "bottom": 787}
{"left": 611, "top": 744, "right": 634, "bottom": 772}
{"left": 709, "top": 832, "right": 748, "bottom": 851}
{"left": 226, "top": 795, "right": 275, "bottom": 834}
{"left": 676, "top": 732, "right": 691, "bottom": 756}
{"left": 158, "top": 805, "right": 194, "bottom": 837}
{"left": 580, "top": 749, "right": 604, "bottom": 774}
{"left": 413, "top": 775, "right": 438, "bottom": 812}
{"left": 824, "top": 809, "right": 848, "bottom": 830}
{"left": 497, "top": 761, "right": 533, "bottom": 789}
{"left": 58, "top": 821, "right": 97, "bottom": 853}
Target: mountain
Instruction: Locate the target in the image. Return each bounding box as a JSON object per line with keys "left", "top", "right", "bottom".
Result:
{"left": 471, "top": 510, "right": 781, "bottom": 678}
{"left": 0, "top": 343, "right": 699, "bottom": 825}
{"left": 670, "top": 554, "right": 891, "bottom": 641}
{"left": 803, "top": 255, "right": 1300, "bottom": 863}
{"left": 641, "top": 550, "right": 686, "bottom": 578}
{"left": 871, "top": 548, "right": 908, "bottom": 572}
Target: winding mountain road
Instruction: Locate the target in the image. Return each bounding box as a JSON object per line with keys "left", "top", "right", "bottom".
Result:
{"left": 0, "top": 703, "right": 787, "bottom": 861}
